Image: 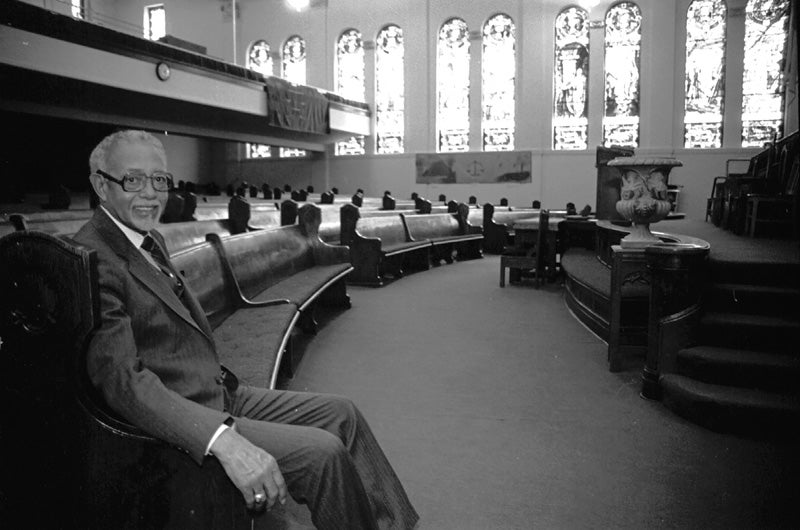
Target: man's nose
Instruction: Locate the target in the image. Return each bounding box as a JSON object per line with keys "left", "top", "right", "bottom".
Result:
{"left": 139, "top": 177, "right": 159, "bottom": 197}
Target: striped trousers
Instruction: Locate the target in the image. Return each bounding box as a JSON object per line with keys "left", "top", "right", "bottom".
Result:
{"left": 226, "top": 386, "right": 419, "bottom": 530}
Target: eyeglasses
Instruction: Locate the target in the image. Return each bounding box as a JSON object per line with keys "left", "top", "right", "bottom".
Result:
{"left": 96, "top": 169, "right": 174, "bottom": 192}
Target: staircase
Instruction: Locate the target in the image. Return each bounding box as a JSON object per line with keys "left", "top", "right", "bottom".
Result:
{"left": 660, "top": 257, "right": 800, "bottom": 438}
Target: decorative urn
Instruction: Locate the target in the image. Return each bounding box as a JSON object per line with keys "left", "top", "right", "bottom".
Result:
{"left": 608, "top": 157, "right": 683, "bottom": 248}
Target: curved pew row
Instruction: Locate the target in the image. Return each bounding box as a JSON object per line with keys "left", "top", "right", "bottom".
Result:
{"left": 171, "top": 203, "right": 353, "bottom": 383}
{"left": 340, "top": 202, "right": 484, "bottom": 286}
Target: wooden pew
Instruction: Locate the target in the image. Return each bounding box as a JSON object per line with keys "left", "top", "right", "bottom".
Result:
{"left": 155, "top": 218, "right": 233, "bottom": 255}
{"left": 481, "top": 203, "right": 539, "bottom": 253}
{"left": 401, "top": 203, "right": 483, "bottom": 264}
{"left": 0, "top": 230, "right": 247, "bottom": 528}
{"left": 7, "top": 209, "right": 94, "bottom": 236}
{"left": 209, "top": 204, "right": 353, "bottom": 352}
{"left": 340, "top": 203, "right": 431, "bottom": 286}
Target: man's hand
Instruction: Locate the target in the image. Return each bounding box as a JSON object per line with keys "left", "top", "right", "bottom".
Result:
{"left": 210, "top": 426, "right": 287, "bottom": 511}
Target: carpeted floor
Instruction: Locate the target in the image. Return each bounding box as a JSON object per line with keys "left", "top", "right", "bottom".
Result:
{"left": 280, "top": 255, "right": 798, "bottom": 530}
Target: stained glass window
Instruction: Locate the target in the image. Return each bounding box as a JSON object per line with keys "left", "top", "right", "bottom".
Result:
{"left": 741, "top": 0, "right": 789, "bottom": 147}
{"left": 335, "top": 29, "right": 366, "bottom": 156}
{"left": 144, "top": 4, "right": 165, "bottom": 41}
{"left": 375, "top": 24, "right": 405, "bottom": 154}
{"left": 482, "top": 14, "right": 516, "bottom": 151}
{"left": 553, "top": 7, "right": 589, "bottom": 150}
{"left": 281, "top": 36, "right": 307, "bottom": 84}
{"left": 71, "top": 0, "right": 85, "bottom": 19}
{"left": 684, "top": 0, "right": 727, "bottom": 148}
{"left": 603, "top": 2, "right": 641, "bottom": 147}
{"left": 281, "top": 36, "right": 308, "bottom": 158}
{"left": 437, "top": 18, "right": 470, "bottom": 152}
{"left": 245, "top": 40, "right": 273, "bottom": 158}
{"left": 247, "top": 40, "right": 273, "bottom": 77}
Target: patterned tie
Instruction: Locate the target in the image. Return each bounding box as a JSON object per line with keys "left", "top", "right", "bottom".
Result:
{"left": 141, "top": 234, "right": 184, "bottom": 297}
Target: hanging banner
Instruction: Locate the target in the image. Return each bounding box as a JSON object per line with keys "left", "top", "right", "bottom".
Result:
{"left": 415, "top": 151, "right": 532, "bottom": 184}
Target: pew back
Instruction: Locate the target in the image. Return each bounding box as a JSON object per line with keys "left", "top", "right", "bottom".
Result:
{"left": 156, "top": 219, "right": 232, "bottom": 255}
{"left": 403, "top": 213, "right": 462, "bottom": 240}
{"left": 356, "top": 215, "right": 413, "bottom": 248}
{"left": 218, "top": 226, "right": 315, "bottom": 300}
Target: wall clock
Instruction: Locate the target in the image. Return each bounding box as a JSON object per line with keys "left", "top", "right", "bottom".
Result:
{"left": 156, "top": 61, "right": 171, "bottom": 81}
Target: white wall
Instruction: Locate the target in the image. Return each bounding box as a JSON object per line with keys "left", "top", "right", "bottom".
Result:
{"left": 46, "top": 0, "right": 794, "bottom": 218}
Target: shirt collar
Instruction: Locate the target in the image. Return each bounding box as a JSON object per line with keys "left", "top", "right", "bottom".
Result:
{"left": 100, "top": 205, "right": 148, "bottom": 249}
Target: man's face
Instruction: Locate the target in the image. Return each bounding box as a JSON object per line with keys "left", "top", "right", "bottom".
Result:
{"left": 95, "top": 140, "right": 168, "bottom": 233}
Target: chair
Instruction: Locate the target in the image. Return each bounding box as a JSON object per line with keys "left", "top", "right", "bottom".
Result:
{"left": 705, "top": 176, "right": 726, "bottom": 223}
{"left": 744, "top": 132, "right": 799, "bottom": 238}
{"left": 499, "top": 209, "right": 549, "bottom": 288}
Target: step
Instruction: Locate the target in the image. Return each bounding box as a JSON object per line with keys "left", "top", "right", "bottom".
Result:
{"left": 660, "top": 373, "right": 800, "bottom": 438}
{"left": 708, "top": 259, "right": 800, "bottom": 288}
{"left": 699, "top": 312, "right": 800, "bottom": 352}
{"left": 705, "top": 283, "right": 800, "bottom": 316}
{"left": 676, "top": 346, "right": 800, "bottom": 393}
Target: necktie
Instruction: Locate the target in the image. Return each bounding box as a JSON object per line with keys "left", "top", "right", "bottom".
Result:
{"left": 141, "top": 234, "right": 184, "bottom": 297}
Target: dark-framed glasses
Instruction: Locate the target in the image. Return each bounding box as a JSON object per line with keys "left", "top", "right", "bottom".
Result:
{"left": 96, "top": 169, "right": 174, "bottom": 192}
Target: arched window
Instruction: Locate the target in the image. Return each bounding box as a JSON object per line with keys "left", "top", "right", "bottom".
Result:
{"left": 553, "top": 6, "right": 589, "bottom": 150}
{"left": 375, "top": 24, "right": 405, "bottom": 154}
{"left": 741, "top": 0, "right": 790, "bottom": 147}
{"left": 282, "top": 35, "right": 307, "bottom": 85}
{"left": 144, "top": 4, "right": 165, "bottom": 41}
{"left": 482, "top": 13, "right": 516, "bottom": 151}
{"left": 281, "top": 35, "right": 308, "bottom": 158}
{"left": 335, "top": 29, "right": 366, "bottom": 156}
{"left": 246, "top": 40, "right": 273, "bottom": 158}
{"left": 437, "top": 18, "right": 470, "bottom": 152}
{"left": 71, "top": 0, "right": 85, "bottom": 19}
{"left": 247, "top": 40, "right": 273, "bottom": 77}
{"left": 603, "top": 2, "right": 641, "bottom": 147}
{"left": 684, "top": 0, "right": 727, "bottom": 148}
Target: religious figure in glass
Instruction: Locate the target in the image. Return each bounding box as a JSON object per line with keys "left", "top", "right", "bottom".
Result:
{"left": 437, "top": 18, "right": 470, "bottom": 152}
{"left": 336, "top": 29, "right": 366, "bottom": 156}
{"left": 741, "top": 0, "right": 789, "bottom": 147}
{"left": 603, "top": 2, "right": 641, "bottom": 148}
{"left": 247, "top": 40, "right": 273, "bottom": 77}
{"left": 684, "top": 0, "right": 727, "bottom": 148}
{"left": 281, "top": 35, "right": 308, "bottom": 158}
{"left": 553, "top": 6, "right": 589, "bottom": 150}
{"left": 376, "top": 25, "right": 405, "bottom": 154}
{"left": 482, "top": 14, "right": 516, "bottom": 152}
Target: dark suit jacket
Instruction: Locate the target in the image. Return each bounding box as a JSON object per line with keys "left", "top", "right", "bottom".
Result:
{"left": 74, "top": 209, "right": 231, "bottom": 464}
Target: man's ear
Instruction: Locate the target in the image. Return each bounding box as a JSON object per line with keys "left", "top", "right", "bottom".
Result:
{"left": 89, "top": 173, "right": 109, "bottom": 203}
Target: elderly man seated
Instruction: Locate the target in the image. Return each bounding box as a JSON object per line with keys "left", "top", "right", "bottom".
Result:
{"left": 74, "top": 129, "right": 419, "bottom": 530}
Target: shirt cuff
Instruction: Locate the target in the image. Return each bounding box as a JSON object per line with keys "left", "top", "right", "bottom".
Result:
{"left": 206, "top": 423, "right": 231, "bottom": 455}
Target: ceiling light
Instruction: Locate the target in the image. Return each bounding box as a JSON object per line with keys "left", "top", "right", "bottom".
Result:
{"left": 287, "top": 0, "right": 310, "bottom": 12}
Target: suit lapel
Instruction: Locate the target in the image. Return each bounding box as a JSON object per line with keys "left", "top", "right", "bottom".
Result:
{"left": 92, "top": 210, "right": 211, "bottom": 341}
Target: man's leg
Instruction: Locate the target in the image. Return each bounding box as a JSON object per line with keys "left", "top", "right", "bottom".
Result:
{"left": 227, "top": 387, "right": 419, "bottom": 530}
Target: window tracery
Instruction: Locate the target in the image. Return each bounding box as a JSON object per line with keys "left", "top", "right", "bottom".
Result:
{"left": 603, "top": 2, "right": 641, "bottom": 148}
{"left": 482, "top": 14, "right": 516, "bottom": 151}
{"left": 741, "top": 0, "right": 790, "bottom": 147}
{"left": 336, "top": 29, "right": 366, "bottom": 156}
{"left": 553, "top": 7, "right": 589, "bottom": 150}
{"left": 375, "top": 24, "right": 405, "bottom": 154}
{"left": 684, "top": 0, "right": 727, "bottom": 148}
{"left": 437, "top": 18, "right": 471, "bottom": 152}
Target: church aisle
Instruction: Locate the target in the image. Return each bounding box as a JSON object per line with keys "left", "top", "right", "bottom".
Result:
{"left": 285, "top": 256, "right": 798, "bottom": 530}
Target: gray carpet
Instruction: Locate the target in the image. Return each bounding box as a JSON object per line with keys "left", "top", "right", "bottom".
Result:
{"left": 283, "top": 256, "right": 798, "bottom": 529}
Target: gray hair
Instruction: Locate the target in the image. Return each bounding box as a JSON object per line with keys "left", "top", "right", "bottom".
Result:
{"left": 89, "top": 130, "right": 167, "bottom": 173}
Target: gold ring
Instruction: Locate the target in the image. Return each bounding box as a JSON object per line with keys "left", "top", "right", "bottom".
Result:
{"left": 254, "top": 493, "right": 266, "bottom": 503}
